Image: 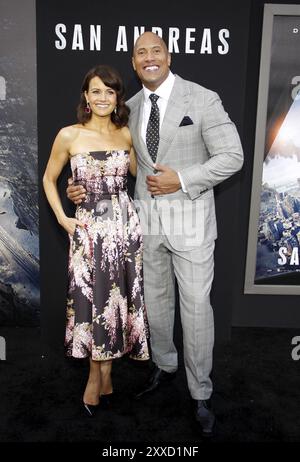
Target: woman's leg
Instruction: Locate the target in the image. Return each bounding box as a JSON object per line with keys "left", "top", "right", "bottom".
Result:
{"left": 100, "top": 360, "right": 113, "bottom": 395}
{"left": 83, "top": 357, "right": 101, "bottom": 405}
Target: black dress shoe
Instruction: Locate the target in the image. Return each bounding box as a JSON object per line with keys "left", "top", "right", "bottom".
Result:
{"left": 83, "top": 402, "right": 99, "bottom": 417}
{"left": 194, "top": 399, "right": 215, "bottom": 437}
{"left": 135, "top": 366, "right": 176, "bottom": 398}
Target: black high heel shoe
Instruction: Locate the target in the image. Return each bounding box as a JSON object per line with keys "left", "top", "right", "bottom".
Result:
{"left": 83, "top": 402, "right": 99, "bottom": 417}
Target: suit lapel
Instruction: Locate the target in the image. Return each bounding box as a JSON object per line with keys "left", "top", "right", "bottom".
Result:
{"left": 157, "top": 76, "right": 190, "bottom": 163}
{"left": 129, "top": 91, "right": 151, "bottom": 164}
{"left": 129, "top": 76, "right": 191, "bottom": 166}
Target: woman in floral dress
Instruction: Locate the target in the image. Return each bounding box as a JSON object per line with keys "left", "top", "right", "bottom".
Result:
{"left": 43, "top": 65, "right": 149, "bottom": 415}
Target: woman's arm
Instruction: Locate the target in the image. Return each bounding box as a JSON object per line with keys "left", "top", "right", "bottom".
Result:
{"left": 129, "top": 146, "right": 137, "bottom": 177}
{"left": 43, "top": 127, "right": 83, "bottom": 235}
{"left": 124, "top": 126, "right": 137, "bottom": 177}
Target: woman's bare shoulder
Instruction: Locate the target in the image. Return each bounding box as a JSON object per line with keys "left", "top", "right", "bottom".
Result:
{"left": 120, "top": 126, "right": 132, "bottom": 144}
{"left": 57, "top": 124, "right": 83, "bottom": 143}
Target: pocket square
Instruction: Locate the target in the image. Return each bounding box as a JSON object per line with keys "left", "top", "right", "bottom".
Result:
{"left": 179, "top": 116, "right": 194, "bottom": 127}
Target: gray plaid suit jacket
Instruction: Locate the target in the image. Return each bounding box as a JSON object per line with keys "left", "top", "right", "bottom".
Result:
{"left": 127, "top": 75, "right": 243, "bottom": 250}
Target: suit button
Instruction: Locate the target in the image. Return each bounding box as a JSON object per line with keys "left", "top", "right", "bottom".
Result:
{"left": 151, "top": 194, "right": 155, "bottom": 199}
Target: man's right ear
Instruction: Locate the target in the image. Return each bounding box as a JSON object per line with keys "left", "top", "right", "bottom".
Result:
{"left": 132, "top": 57, "right": 136, "bottom": 71}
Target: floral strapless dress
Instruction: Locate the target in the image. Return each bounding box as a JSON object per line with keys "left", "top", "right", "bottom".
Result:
{"left": 65, "top": 150, "right": 149, "bottom": 361}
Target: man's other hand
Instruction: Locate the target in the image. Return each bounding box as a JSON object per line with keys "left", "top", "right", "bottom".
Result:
{"left": 66, "top": 178, "right": 86, "bottom": 205}
{"left": 146, "top": 164, "right": 181, "bottom": 195}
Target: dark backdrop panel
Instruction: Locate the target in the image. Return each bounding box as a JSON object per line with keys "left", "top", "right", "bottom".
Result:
{"left": 37, "top": 0, "right": 250, "bottom": 349}
{"left": 232, "top": 0, "right": 300, "bottom": 327}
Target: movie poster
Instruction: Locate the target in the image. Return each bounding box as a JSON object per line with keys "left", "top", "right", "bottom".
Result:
{"left": 0, "top": 0, "right": 39, "bottom": 324}
{"left": 245, "top": 5, "right": 300, "bottom": 294}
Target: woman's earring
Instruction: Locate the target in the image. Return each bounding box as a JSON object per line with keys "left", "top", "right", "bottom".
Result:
{"left": 114, "top": 106, "right": 117, "bottom": 114}
{"left": 85, "top": 101, "right": 91, "bottom": 114}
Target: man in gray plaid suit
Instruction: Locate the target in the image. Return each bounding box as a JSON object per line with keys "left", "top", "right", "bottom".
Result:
{"left": 67, "top": 32, "right": 243, "bottom": 436}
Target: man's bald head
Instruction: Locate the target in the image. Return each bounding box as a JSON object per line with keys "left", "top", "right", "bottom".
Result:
{"left": 132, "top": 32, "right": 171, "bottom": 91}
{"left": 133, "top": 32, "right": 169, "bottom": 55}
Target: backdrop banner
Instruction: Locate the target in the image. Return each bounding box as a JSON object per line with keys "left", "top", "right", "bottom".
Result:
{"left": 0, "top": 0, "right": 39, "bottom": 325}
{"left": 36, "top": 0, "right": 250, "bottom": 344}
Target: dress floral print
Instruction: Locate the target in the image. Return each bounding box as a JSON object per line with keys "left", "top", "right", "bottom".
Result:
{"left": 65, "top": 150, "right": 149, "bottom": 361}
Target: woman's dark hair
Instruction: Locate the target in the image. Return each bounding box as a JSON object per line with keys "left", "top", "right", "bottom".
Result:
{"left": 77, "top": 64, "right": 130, "bottom": 127}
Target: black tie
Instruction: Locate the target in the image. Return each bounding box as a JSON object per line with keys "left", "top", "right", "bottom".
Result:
{"left": 146, "top": 93, "right": 160, "bottom": 163}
